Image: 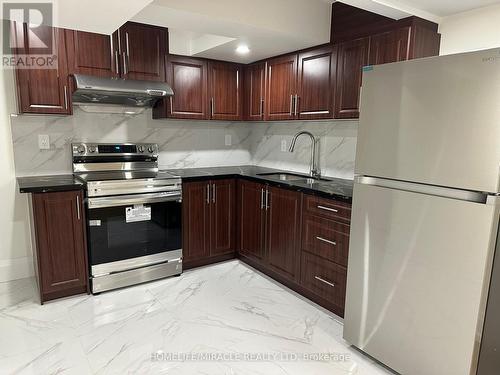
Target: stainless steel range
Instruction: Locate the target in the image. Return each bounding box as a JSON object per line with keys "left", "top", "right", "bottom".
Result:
{"left": 72, "top": 142, "right": 182, "bottom": 293}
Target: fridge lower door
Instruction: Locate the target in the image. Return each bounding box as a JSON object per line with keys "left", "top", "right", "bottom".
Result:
{"left": 344, "top": 181, "right": 499, "bottom": 375}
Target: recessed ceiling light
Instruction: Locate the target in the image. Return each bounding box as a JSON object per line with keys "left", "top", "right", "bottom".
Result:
{"left": 236, "top": 45, "right": 250, "bottom": 54}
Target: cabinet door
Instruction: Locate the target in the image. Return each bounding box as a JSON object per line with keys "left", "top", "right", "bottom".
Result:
{"left": 210, "top": 179, "right": 236, "bottom": 256}
{"left": 119, "top": 22, "right": 167, "bottom": 81}
{"left": 32, "top": 191, "right": 88, "bottom": 302}
{"left": 244, "top": 62, "right": 266, "bottom": 121}
{"left": 297, "top": 46, "right": 336, "bottom": 120}
{"left": 334, "top": 37, "right": 369, "bottom": 119}
{"left": 160, "top": 55, "right": 209, "bottom": 119}
{"left": 12, "top": 22, "right": 71, "bottom": 114}
{"left": 265, "top": 54, "right": 298, "bottom": 120}
{"left": 65, "top": 29, "right": 119, "bottom": 77}
{"left": 182, "top": 181, "right": 210, "bottom": 262}
{"left": 266, "top": 187, "right": 301, "bottom": 281}
{"left": 368, "top": 27, "right": 410, "bottom": 65}
{"left": 208, "top": 61, "right": 242, "bottom": 120}
{"left": 238, "top": 180, "right": 266, "bottom": 262}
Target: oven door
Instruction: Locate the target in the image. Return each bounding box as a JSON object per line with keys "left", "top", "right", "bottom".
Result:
{"left": 87, "top": 191, "right": 182, "bottom": 276}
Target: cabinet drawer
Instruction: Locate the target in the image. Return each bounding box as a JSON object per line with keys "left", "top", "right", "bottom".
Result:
{"left": 302, "top": 215, "right": 349, "bottom": 267}
{"left": 304, "top": 195, "right": 351, "bottom": 222}
{"left": 300, "top": 252, "right": 347, "bottom": 308}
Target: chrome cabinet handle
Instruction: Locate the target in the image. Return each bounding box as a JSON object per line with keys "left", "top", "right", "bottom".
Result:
{"left": 210, "top": 98, "right": 215, "bottom": 118}
{"left": 314, "top": 276, "right": 335, "bottom": 288}
{"left": 316, "top": 236, "right": 336, "bottom": 246}
{"left": 170, "top": 96, "right": 173, "bottom": 114}
{"left": 260, "top": 188, "right": 264, "bottom": 209}
{"left": 125, "top": 32, "right": 130, "bottom": 58}
{"left": 317, "top": 205, "right": 338, "bottom": 213}
{"left": 63, "top": 85, "right": 68, "bottom": 109}
{"left": 260, "top": 98, "right": 264, "bottom": 117}
{"left": 206, "top": 184, "right": 210, "bottom": 204}
{"left": 265, "top": 189, "right": 269, "bottom": 210}
{"left": 294, "top": 94, "right": 299, "bottom": 116}
{"left": 212, "top": 184, "right": 216, "bottom": 203}
{"left": 289, "top": 94, "right": 293, "bottom": 116}
{"left": 76, "top": 194, "right": 81, "bottom": 220}
{"left": 122, "top": 52, "right": 127, "bottom": 75}
{"left": 114, "top": 50, "right": 119, "bottom": 74}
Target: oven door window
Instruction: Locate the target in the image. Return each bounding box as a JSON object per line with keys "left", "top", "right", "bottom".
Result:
{"left": 88, "top": 201, "right": 181, "bottom": 265}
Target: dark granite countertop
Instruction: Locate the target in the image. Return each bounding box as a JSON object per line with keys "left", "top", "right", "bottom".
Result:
{"left": 17, "top": 175, "right": 84, "bottom": 193}
{"left": 165, "top": 165, "right": 353, "bottom": 203}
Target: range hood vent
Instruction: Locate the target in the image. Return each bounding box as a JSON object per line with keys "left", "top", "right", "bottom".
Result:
{"left": 72, "top": 74, "right": 174, "bottom": 107}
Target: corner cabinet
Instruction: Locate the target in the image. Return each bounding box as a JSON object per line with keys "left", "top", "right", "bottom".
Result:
{"left": 182, "top": 179, "right": 236, "bottom": 268}
{"left": 12, "top": 22, "right": 72, "bottom": 115}
{"left": 31, "top": 190, "right": 89, "bottom": 303}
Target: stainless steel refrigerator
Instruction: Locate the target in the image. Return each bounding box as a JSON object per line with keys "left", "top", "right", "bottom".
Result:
{"left": 343, "top": 48, "right": 500, "bottom": 375}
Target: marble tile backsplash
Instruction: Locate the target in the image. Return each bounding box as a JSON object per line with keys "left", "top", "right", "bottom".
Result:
{"left": 10, "top": 108, "right": 357, "bottom": 180}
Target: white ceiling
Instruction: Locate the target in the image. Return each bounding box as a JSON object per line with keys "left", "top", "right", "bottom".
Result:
{"left": 3, "top": 0, "right": 499, "bottom": 63}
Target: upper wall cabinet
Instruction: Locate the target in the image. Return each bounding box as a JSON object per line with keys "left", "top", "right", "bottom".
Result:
{"left": 12, "top": 22, "right": 72, "bottom": 115}
{"left": 208, "top": 61, "right": 242, "bottom": 121}
{"left": 65, "top": 30, "right": 120, "bottom": 77}
{"left": 244, "top": 62, "right": 266, "bottom": 121}
{"left": 154, "top": 55, "right": 209, "bottom": 120}
{"left": 265, "top": 54, "right": 298, "bottom": 121}
{"left": 296, "top": 46, "right": 336, "bottom": 120}
{"left": 368, "top": 27, "right": 410, "bottom": 65}
{"left": 118, "top": 22, "right": 167, "bottom": 82}
{"left": 335, "top": 37, "right": 369, "bottom": 119}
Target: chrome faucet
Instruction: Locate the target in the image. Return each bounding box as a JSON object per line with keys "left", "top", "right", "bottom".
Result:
{"left": 289, "top": 131, "right": 320, "bottom": 179}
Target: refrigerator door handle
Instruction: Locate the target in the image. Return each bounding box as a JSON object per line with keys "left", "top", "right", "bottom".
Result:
{"left": 355, "top": 176, "right": 488, "bottom": 204}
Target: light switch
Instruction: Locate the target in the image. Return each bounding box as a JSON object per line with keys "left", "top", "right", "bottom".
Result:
{"left": 225, "top": 134, "right": 232, "bottom": 146}
{"left": 281, "top": 139, "right": 287, "bottom": 152}
{"left": 38, "top": 134, "right": 50, "bottom": 150}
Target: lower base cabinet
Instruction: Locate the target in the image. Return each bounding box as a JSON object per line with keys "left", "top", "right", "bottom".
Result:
{"left": 31, "top": 190, "right": 89, "bottom": 303}
{"left": 182, "top": 178, "right": 236, "bottom": 268}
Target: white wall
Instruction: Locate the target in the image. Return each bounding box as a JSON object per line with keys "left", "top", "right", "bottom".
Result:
{"left": 439, "top": 3, "right": 500, "bottom": 55}
{"left": 0, "top": 68, "right": 33, "bottom": 282}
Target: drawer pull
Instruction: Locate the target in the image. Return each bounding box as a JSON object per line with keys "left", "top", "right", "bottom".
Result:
{"left": 314, "top": 276, "right": 335, "bottom": 288}
{"left": 317, "top": 205, "right": 338, "bottom": 213}
{"left": 316, "top": 236, "right": 336, "bottom": 246}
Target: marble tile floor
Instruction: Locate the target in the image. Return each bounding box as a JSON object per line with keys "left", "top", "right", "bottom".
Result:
{"left": 0, "top": 260, "right": 393, "bottom": 375}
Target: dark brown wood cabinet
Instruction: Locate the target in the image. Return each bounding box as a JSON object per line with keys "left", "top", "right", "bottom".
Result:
{"left": 155, "top": 55, "right": 209, "bottom": 119}
{"left": 296, "top": 46, "right": 336, "bottom": 120}
{"left": 334, "top": 37, "right": 369, "bottom": 119}
{"left": 12, "top": 22, "right": 72, "bottom": 115}
{"left": 266, "top": 186, "right": 301, "bottom": 281}
{"left": 265, "top": 54, "right": 298, "bottom": 121}
{"left": 65, "top": 29, "right": 120, "bottom": 77}
{"left": 208, "top": 61, "right": 243, "bottom": 120}
{"left": 237, "top": 180, "right": 266, "bottom": 261}
{"left": 244, "top": 62, "right": 266, "bottom": 121}
{"left": 368, "top": 27, "right": 410, "bottom": 65}
{"left": 183, "top": 179, "right": 236, "bottom": 267}
{"left": 31, "top": 190, "right": 88, "bottom": 303}
{"left": 118, "top": 22, "right": 167, "bottom": 82}
{"left": 237, "top": 180, "right": 301, "bottom": 282}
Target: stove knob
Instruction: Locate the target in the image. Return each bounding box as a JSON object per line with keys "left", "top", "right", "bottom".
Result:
{"left": 88, "top": 146, "right": 96, "bottom": 153}
{"left": 137, "top": 145, "right": 145, "bottom": 153}
{"left": 76, "top": 145, "right": 86, "bottom": 154}
{"left": 148, "top": 145, "right": 155, "bottom": 153}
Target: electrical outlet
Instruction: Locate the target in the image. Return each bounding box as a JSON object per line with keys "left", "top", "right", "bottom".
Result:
{"left": 38, "top": 134, "right": 50, "bottom": 150}
{"left": 225, "top": 134, "right": 232, "bottom": 146}
{"left": 281, "top": 139, "right": 287, "bottom": 152}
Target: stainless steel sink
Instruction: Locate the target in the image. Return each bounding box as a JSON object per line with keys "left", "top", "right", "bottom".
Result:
{"left": 256, "top": 172, "right": 329, "bottom": 184}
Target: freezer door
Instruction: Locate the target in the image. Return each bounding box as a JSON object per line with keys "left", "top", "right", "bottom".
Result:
{"left": 344, "top": 182, "right": 499, "bottom": 375}
{"left": 356, "top": 49, "right": 500, "bottom": 193}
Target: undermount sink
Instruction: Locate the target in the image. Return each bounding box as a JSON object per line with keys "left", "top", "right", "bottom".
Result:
{"left": 256, "top": 172, "right": 329, "bottom": 184}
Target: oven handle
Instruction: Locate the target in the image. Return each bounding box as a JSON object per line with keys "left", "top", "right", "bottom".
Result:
{"left": 87, "top": 191, "right": 181, "bottom": 209}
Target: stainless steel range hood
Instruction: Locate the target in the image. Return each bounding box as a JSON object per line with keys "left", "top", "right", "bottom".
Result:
{"left": 72, "top": 74, "right": 174, "bottom": 107}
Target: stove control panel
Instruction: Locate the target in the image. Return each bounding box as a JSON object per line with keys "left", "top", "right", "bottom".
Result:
{"left": 72, "top": 143, "right": 159, "bottom": 157}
